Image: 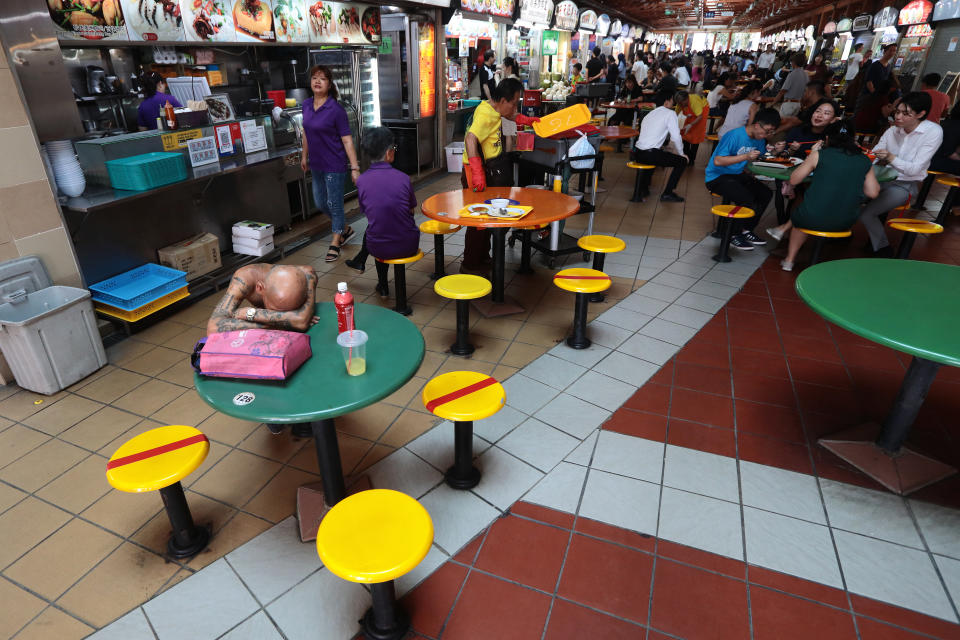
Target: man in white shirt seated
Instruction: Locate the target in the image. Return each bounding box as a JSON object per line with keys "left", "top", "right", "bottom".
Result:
{"left": 859, "top": 92, "right": 944, "bottom": 256}
{"left": 674, "top": 60, "right": 691, "bottom": 88}
{"left": 757, "top": 47, "right": 776, "bottom": 81}
{"left": 632, "top": 90, "right": 690, "bottom": 203}
{"left": 632, "top": 56, "right": 648, "bottom": 85}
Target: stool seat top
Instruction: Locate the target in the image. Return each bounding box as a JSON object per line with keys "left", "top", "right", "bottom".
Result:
{"left": 711, "top": 205, "right": 755, "bottom": 219}
{"left": 927, "top": 170, "right": 946, "bottom": 175}
{"left": 796, "top": 228, "right": 852, "bottom": 238}
{"left": 378, "top": 250, "right": 424, "bottom": 265}
{"left": 521, "top": 223, "right": 549, "bottom": 230}
{"left": 598, "top": 145, "right": 615, "bottom": 152}
{"left": 706, "top": 134, "right": 719, "bottom": 140}
{"left": 627, "top": 162, "right": 655, "bottom": 170}
{"left": 422, "top": 371, "right": 505, "bottom": 421}
{"left": 419, "top": 220, "right": 461, "bottom": 235}
{"left": 434, "top": 274, "right": 492, "bottom": 300}
{"left": 887, "top": 218, "right": 944, "bottom": 234}
{"left": 936, "top": 175, "right": 960, "bottom": 188}
{"left": 553, "top": 268, "right": 612, "bottom": 294}
{"left": 106, "top": 425, "right": 209, "bottom": 493}
{"left": 578, "top": 234, "right": 626, "bottom": 254}
{"left": 316, "top": 489, "right": 433, "bottom": 584}
{"left": 892, "top": 203, "right": 912, "bottom": 211}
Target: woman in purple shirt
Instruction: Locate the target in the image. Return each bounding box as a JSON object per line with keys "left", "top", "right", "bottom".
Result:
{"left": 345, "top": 127, "right": 419, "bottom": 297}
{"left": 136, "top": 73, "right": 182, "bottom": 131}
{"left": 299, "top": 65, "right": 361, "bottom": 262}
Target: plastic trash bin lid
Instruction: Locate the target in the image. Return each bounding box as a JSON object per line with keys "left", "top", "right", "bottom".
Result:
{"left": 0, "top": 286, "right": 90, "bottom": 326}
{"left": 0, "top": 256, "right": 51, "bottom": 301}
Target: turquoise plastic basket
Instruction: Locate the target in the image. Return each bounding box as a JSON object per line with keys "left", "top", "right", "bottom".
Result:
{"left": 89, "top": 263, "right": 188, "bottom": 311}
{"left": 105, "top": 152, "right": 188, "bottom": 191}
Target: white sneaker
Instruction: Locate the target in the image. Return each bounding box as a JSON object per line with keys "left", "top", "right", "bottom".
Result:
{"left": 780, "top": 260, "right": 794, "bottom": 272}
{"left": 767, "top": 227, "right": 784, "bottom": 242}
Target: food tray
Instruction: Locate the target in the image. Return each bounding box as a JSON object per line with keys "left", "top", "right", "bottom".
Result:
{"left": 533, "top": 104, "right": 591, "bottom": 138}
{"left": 105, "top": 152, "right": 188, "bottom": 192}
{"left": 94, "top": 286, "right": 189, "bottom": 322}
{"left": 457, "top": 204, "right": 533, "bottom": 220}
{"left": 89, "top": 263, "right": 188, "bottom": 310}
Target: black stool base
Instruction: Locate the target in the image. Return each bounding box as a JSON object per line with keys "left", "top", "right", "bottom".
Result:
{"left": 159, "top": 482, "right": 210, "bottom": 560}
{"left": 445, "top": 465, "right": 482, "bottom": 489}
{"left": 361, "top": 608, "right": 410, "bottom": 640}
{"left": 290, "top": 422, "right": 313, "bottom": 438}
{"left": 566, "top": 335, "right": 591, "bottom": 349}
{"left": 712, "top": 218, "right": 734, "bottom": 263}
{"left": 449, "top": 342, "right": 475, "bottom": 356}
{"left": 167, "top": 524, "right": 210, "bottom": 559}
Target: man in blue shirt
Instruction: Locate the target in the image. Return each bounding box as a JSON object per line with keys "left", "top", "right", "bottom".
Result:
{"left": 705, "top": 108, "right": 781, "bottom": 251}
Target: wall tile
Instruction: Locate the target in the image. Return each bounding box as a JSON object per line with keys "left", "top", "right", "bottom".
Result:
{"left": 0, "top": 125, "right": 43, "bottom": 189}
{"left": 0, "top": 179, "right": 62, "bottom": 239}
{"left": 0, "top": 69, "right": 28, "bottom": 129}
{"left": 14, "top": 226, "right": 80, "bottom": 285}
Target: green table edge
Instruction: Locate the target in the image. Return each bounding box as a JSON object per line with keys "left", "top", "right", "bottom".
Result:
{"left": 748, "top": 162, "right": 898, "bottom": 183}
{"left": 795, "top": 259, "right": 960, "bottom": 368}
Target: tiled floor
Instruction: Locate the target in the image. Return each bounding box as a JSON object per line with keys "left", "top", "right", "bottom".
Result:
{"left": 2, "top": 146, "right": 958, "bottom": 640}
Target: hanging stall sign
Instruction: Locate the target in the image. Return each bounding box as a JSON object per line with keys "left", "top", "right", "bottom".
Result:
{"left": 121, "top": 0, "right": 185, "bottom": 41}
{"left": 553, "top": 0, "right": 578, "bottom": 30}
{"left": 518, "top": 0, "right": 554, "bottom": 25}
{"left": 460, "top": 0, "right": 515, "bottom": 18}
{"left": 804, "top": 24, "right": 815, "bottom": 39}
{"left": 823, "top": 21, "right": 837, "bottom": 34}
{"left": 852, "top": 14, "right": 872, "bottom": 31}
{"left": 906, "top": 23, "right": 933, "bottom": 36}
{"left": 273, "top": 0, "right": 311, "bottom": 42}
{"left": 445, "top": 14, "right": 498, "bottom": 38}
{"left": 628, "top": 25, "right": 636, "bottom": 38}
{"left": 898, "top": 0, "right": 934, "bottom": 25}
{"left": 874, "top": 6, "right": 900, "bottom": 29}
{"left": 307, "top": 2, "right": 381, "bottom": 44}
{"left": 418, "top": 22, "right": 436, "bottom": 118}
{"left": 933, "top": 0, "right": 960, "bottom": 21}
{"left": 836, "top": 18, "right": 852, "bottom": 31}
{"left": 542, "top": 28, "right": 559, "bottom": 54}
{"left": 49, "top": 0, "right": 129, "bottom": 40}
{"left": 595, "top": 13, "right": 610, "bottom": 36}
{"left": 578, "top": 8, "right": 597, "bottom": 31}
{"left": 609, "top": 19, "right": 622, "bottom": 37}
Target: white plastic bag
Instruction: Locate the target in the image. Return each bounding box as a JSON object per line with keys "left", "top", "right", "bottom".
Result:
{"left": 568, "top": 131, "right": 595, "bottom": 170}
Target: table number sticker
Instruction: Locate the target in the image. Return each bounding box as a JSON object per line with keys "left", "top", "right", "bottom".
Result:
{"left": 233, "top": 392, "right": 256, "bottom": 406}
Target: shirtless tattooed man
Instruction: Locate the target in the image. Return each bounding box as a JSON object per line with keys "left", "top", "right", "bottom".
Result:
{"left": 206, "top": 263, "right": 319, "bottom": 336}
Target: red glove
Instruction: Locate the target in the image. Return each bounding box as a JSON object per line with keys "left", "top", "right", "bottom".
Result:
{"left": 514, "top": 114, "right": 541, "bottom": 127}
{"left": 468, "top": 158, "right": 486, "bottom": 191}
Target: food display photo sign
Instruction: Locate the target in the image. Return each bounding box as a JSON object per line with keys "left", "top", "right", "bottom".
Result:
{"left": 459, "top": 0, "right": 516, "bottom": 19}
{"left": 307, "top": 2, "right": 381, "bottom": 44}
{"left": 121, "top": 0, "right": 185, "bottom": 41}
{"left": 232, "top": 0, "right": 276, "bottom": 42}
{"left": 48, "top": 0, "right": 129, "bottom": 40}
{"left": 273, "top": 0, "right": 310, "bottom": 42}
{"left": 180, "top": 0, "right": 237, "bottom": 41}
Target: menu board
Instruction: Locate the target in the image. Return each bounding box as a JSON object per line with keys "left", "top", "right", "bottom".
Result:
{"left": 418, "top": 22, "right": 436, "bottom": 118}
{"left": 542, "top": 29, "right": 558, "bottom": 54}
{"left": 231, "top": 0, "right": 276, "bottom": 42}
{"left": 181, "top": 0, "right": 237, "bottom": 41}
{"left": 518, "top": 0, "right": 553, "bottom": 25}
{"left": 933, "top": 0, "right": 960, "bottom": 21}
{"left": 307, "top": 2, "right": 381, "bottom": 44}
{"left": 121, "top": 0, "right": 185, "bottom": 40}
{"left": 273, "top": 0, "right": 310, "bottom": 41}
{"left": 898, "top": 0, "right": 933, "bottom": 25}
{"left": 836, "top": 17, "right": 852, "bottom": 31}
{"left": 609, "top": 19, "right": 621, "bottom": 37}
{"left": 852, "top": 14, "right": 872, "bottom": 30}
{"left": 874, "top": 6, "right": 900, "bottom": 29}
{"left": 459, "top": 0, "right": 515, "bottom": 18}
{"left": 553, "top": 0, "right": 577, "bottom": 30}
{"left": 50, "top": 0, "right": 129, "bottom": 40}
{"left": 595, "top": 13, "right": 610, "bottom": 37}
{"left": 578, "top": 8, "right": 597, "bottom": 31}
{"left": 822, "top": 21, "right": 836, "bottom": 34}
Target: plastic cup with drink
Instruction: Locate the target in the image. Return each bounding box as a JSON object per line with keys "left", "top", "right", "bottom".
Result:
{"left": 337, "top": 330, "right": 368, "bottom": 376}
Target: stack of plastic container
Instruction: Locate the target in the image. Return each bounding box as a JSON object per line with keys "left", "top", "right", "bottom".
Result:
{"left": 89, "top": 264, "right": 189, "bottom": 323}
{"left": 232, "top": 221, "right": 275, "bottom": 257}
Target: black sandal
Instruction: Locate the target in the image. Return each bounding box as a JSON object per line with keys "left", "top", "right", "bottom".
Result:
{"left": 325, "top": 244, "right": 341, "bottom": 262}
{"left": 340, "top": 227, "right": 355, "bottom": 244}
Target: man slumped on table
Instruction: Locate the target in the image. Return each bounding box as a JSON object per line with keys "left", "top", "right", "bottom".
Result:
{"left": 206, "top": 264, "right": 318, "bottom": 336}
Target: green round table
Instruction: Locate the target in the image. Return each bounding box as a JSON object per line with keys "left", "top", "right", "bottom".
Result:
{"left": 195, "top": 302, "right": 424, "bottom": 534}
{"left": 796, "top": 259, "right": 960, "bottom": 494}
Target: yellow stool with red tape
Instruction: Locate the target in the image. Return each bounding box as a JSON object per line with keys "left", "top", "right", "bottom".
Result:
{"left": 422, "top": 371, "right": 505, "bottom": 489}
{"left": 106, "top": 425, "right": 210, "bottom": 558}
{"left": 577, "top": 235, "right": 626, "bottom": 302}
{"left": 711, "top": 204, "right": 756, "bottom": 263}
{"left": 553, "top": 268, "right": 611, "bottom": 349}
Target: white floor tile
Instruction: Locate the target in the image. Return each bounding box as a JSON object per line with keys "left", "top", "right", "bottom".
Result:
{"left": 87, "top": 608, "right": 155, "bottom": 640}
{"left": 226, "top": 517, "right": 323, "bottom": 605}
{"left": 743, "top": 507, "right": 842, "bottom": 588}
{"left": 650, "top": 272, "right": 699, "bottom": 291}
{"left": 604, "top": 263, "right": 640, "bottom": 279}
{"left": 677, "top": 253, "right": 718, "bottom": 269}
{"left": 144, "top": 559, "right": 259, "bottom": 640}
{"left": 523, "top": 462, "right": 589, "bottom": 514}
{"left": 502, "top": 374, "right": 559, "bottom": 415}
{"left": 658, "top": 487, "right": 744, "bottom": 560}
{"left": 617, "top": 293, "right": 670, "bottom": 316}
{"left": 688, "top": 280, "right": 740, "bottom": 301}
{"left": 911, "top": 500, "right": 960, "bottom": 560}
{"left": 420, "top": 483, "right": 501, "bottom": 554}
{"left": 534, "top": 393, "right": 611, "bottom": 440}
{"left": 633, "top": 282, "right": 684, "bottom": 303}
{"left": 548, "top": 342, "right": 612, "bottom": 369}
{"left": 266, "top": 568, "right": 368, "bottom": 640}
{"left": 521, "top": 354, "right": 587, "bottom": 391}
{"left": 396, "top": 544, "right": 449, "bottom": 596}
{"left": 642, "top": 245, "right": 681, "bottom": 259}
{"left": 606, "top": 252, "right": 643, "bottom": 266}
{"left": 646, "top": 237, "right": 681, "bottom": 249}
{"left": 821, "top": 480, "right": 923, "bottom": 548}
{"left": 586, "top": 321, "right": 634, "bottom": 350}
{"left": 498, "top": 418, "right": 580, "bottom": 472}
{"left": 637, "top": 266, "right": 667, "bottom": 281}
{"left": 934, "top": 554, "right": 960, "bottom": 612}
{"left": 406, "top": 423, "right": 491, "bottom": 471}
{"left": 591, "top": 430, "right": 664, "bottom": 484}
{"left": 565, "top": 370, "right": 637, "bottom": 411}
{"left": 675, "top": 290, "right": 729, "bottom": 314}
{"left": 470, "top": 446, "right": 544, "bottom": 511}
{"left": 596, "top": 307, "right": 654, "bottom": 332}
{"left": 739, "top": 461, "right": 826, "bottom": 524}
{"left": 593, "top": 351, "right": 661, "bottom": 388}
{"left": 367, "top": 447, "right": 444, "bottom": 499}
{"left": 639, "top": 318, "right": 699, "bottom": 347}
{"left": 471, "top": 405, "right": 527, "bottom": 444}
{"left": 565, "top": 431, "right": 598, "bottom": 466}
{"left": 220, "top": 612, "right": 284, "bottom": 640}
{"left": 658, "top": 305, "right": 714, "bottom": 330}
{"left": 618, "top": 333, "right": 679, "bottom": 366}
{"left": 663, "top": 445, "right": 740, "bottom": 503}
{"left": 713, "top": 260, "right": 760, "bottom": 275}
{"left": 834, "top": 530, "right": 957, "bottom": 622}
{"left": 579, "top": 469, "right": 660, "bottom": 536}
{"left": 702, "top": 269, "right": 751, "bottom": 288}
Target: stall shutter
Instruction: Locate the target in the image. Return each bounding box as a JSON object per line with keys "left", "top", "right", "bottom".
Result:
{"left": 921, "top": 22, "right": 960, "bottom": 79}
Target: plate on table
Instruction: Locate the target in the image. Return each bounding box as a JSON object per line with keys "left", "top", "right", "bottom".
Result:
{"left": 466, "top": 204, "right": 491, "bottom": 215}
{"left": 484, "top": 198, "right": 519, "bottom": 205}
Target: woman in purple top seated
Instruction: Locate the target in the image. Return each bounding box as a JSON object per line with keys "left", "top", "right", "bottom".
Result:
{"left": 136, "top": 73, "right": 182, "bottom": 131}
{"left": 299, "top": 65, "right": 361, "bottom": 262}
{"left": 345, "top": 127, "right": 419, "bottom": 297}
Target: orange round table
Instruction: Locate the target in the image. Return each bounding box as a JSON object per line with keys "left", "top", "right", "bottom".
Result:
{"left": 595, "top": 126, "right": 640, "bottom": 140}
{"left": 421, "top": 187, "right": 580, "bottom": 308}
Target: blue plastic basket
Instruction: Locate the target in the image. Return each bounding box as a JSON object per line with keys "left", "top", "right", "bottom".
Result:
{"left": 105, "top": 152, "right": 188, "bottom": 191}
{"left": 89, "top": 264, "right": 188, "bottom": 311}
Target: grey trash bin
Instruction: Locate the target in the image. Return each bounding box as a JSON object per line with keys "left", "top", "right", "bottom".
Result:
{"left": 0, "top": 256, "right": 107, "bottom": 395}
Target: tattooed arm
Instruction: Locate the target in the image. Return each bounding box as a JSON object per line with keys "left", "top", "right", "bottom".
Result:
{"left": 206, "top": 273, "right": 260, "bottom": 335}
{"left": 206, "top": 267, "right": 319, "bottom": 335}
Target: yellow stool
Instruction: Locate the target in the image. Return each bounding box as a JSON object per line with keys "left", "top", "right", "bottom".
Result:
{"left": 628, "top": 161, "right": 656, "bottom": 202}
{"left": 935, "top": 175, "right": 960, "bottom": 225}
{"left": 598, "top": 144, "right": 615, "bottom": 152}
{"left": 577, "top": 235, "right": 626, "bottom": 302}
{"left": 711, "top": 205, "right": 756, "bottom": 263}
{"left": 106, "top": 425, "right": 210, "bottom": 558}
{"left": 887, "top": 218, "right": 943, "bottom": 259}
{"left": 376, "top": 250, "right": 424, "bottom": 316}
{"left": 553, "top": 268, "right": 611, "bottom": 349}
{"left": 434, "top": 274, "right": 491, "bottom": 356}
{"left": 707, "top": 115, "right": 722, "bottom": 134}
{"left": 419, "top": 220, "right": 461, "bottom": 280}
{"left": 796, "top": 228, "right": 852, "bottom": 265}
{"left": 316, "top": 489, "right": 433, "bottom": 640}
{"left": 707, "top": 133, "right": 720, "bottom": 152}
{"left": 422, "top": 371, "right": 505, "bottom": 489}
{"left": 916, "top": 170, "right": 946, "bottom": 208}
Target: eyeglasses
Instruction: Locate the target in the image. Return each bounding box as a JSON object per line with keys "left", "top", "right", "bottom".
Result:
{"left": 758, "top": 125, "right": 777, "bottom": 135}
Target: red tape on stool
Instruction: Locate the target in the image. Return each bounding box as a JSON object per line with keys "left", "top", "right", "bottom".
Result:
{"left": 425, "top": 377, "right": 498, "bottom": 414}
{"left": 107, "top": 434, "right": 208, "bottom": 470}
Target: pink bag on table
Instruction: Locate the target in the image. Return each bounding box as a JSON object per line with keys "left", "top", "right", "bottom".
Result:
{"left": 192, "top": 329, "right": 311, "bottom": 380}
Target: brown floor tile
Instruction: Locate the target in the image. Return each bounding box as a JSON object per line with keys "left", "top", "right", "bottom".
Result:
{"left": 650, "top": 558, "right": 749, "bottom": 640}
{"left": 335, "top": 403, "right": 402, "bottom": 441}
{"left": 0, "top": 423, "right": 50, "bottom": 467}
{"left": 0, "top": 389, "right": 67, "bottom": 422}
{"left": 190, "top": 449, "right": 281, "bottom": 508}
{"left": 472, "top": 317, "right": 524, "bottom": 342}
{"left": 491, "top": 364, "right": 519, "bottom": 381}
{"left": 443, "top": 572, "right": 551, "bottom": 640}
{"left": 0, "top": 438, "right": 88, "bottom": 492}
{"left": 22, "top": 395, "right": 104, "bottom": 435}
{"left": 0, "top": 482, "right": 27, "bottom": 514}
{"left": 12, "top": 604, "right": 93, "bottom": 640}
{"left": 105, "top": 338, "right": 155, "bottom": 366}
{"left": 74, "top": 369, "right": 150, "bottom": 404}
{"left": 404, "top": 561, "right": 469, "bottom": 638}
{"left": 474, "top": 515, "right": 569, "bottom": 591}
{"left": 121, "top": 345, "right": 188, "bottom": 378}
{"left": 150, "top": 391, "right": 216, "bottom": 427}
{"left": 514, "top": 321, "right": 566, "bottom": 348}
{"left": 0, "top": 577, "right": 48, "bottom": 639}
{"left": 432, "top": 357, "right": 496, "bottom": 380}
{"left": 243, "top": 466, "right": 321, "bottom": 523}
{"left": 379, "top": 410, "right": 440, "bottom": 448}
{"left": 351, "top": 442, "right": 395, "bottom": 475}
{"left": 155, "top": 359, "right": 198, "bottom": 388}
{"left": 35, "top": 453, "right": 111, "bottom": 514}
{"left": 186, "top": 511, "right": 271, "bottom": 570}
{"left": 131, "top": 490, "right": 235, "bottom": 555}
{"left": 0, "top": 496, "right": 72, "bottom": 568}
{"left": 164, "top": 326, "right": 208, "bottom": 353}
{"left": 56, "top": 541, "right": 178, "bottom": 628}
{"left": 237, "top": 425, "right": 310, "bottom": 463}
{"left": 133, "top": 319, "right": 196, "bottom": 345}
{"left": 81, "top": 488, "right": 162, "bottom": 538}
{"left": 420, "top": 325, "right": 458, "bottom": 353}
{"left": 5, "top": 517, "right": 122, "bottom": 600}
{"left": 196, "top": 411, "right": 261, "bottom": 446}
{"left": 66, "top": 364, "right": 116, "bottom": 392}
{"left": 382, "top": 376, "right": 427, "bottom": 408}
{"left": 750, "top": 586, "right": 857, "bottom": 640}
{"left": 415, "top": 351, "right": 447, "bottom": 379}
{"left": 112, "top": 379, "right": 186, "bottom": 416}
{"left": 500, "top": 342, "right": 548, "bottom": 368}
{"left": 544, "top": 598, "right": 647, "bottom": 640}
{"left": 98, "top": 417, "right": 168, "bottom": 457}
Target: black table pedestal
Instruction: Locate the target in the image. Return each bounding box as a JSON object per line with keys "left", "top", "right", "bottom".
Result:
{"left": 472, "top": 227, "right": 524, "bottom": 317}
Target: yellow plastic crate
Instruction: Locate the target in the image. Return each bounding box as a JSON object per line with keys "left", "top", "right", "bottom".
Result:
{"left": 207, "top": 70, "right": 225, "bottom": 86}
{"left": 94, "top": 286, "right": 189, "bottom": 322}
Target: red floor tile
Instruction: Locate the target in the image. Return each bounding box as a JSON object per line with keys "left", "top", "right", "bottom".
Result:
{"left": 649, "top": 558, "right": 750, "bottom": 640}
{"left": 557, "top": 533, "right": 654, "bottom": 624}
{"left": 543, "top": 598, "right": 647, "bottom": 640}
{"left": 776, "top": 316, "right": 834, "bottom": 341}
{"left": 574, "top": 517, "right": 657, "bottom": 553}
{"left": 730, "top": 346, "right": 791, "bottom": 380}
{"left": 727, "top": 292, "right": 773, "bottom": 314}
{"left": 666, "top": 418, "right": 737, "bottom": 458}
{"left": 781, "top": 334, "right": 843, "bottom": 364}
{"left": 735, "top": 399, "right": 806, "bottom": 443}
{"left": 442, "top": 572, "right": 551, "bottom": 640}
{"left": 837, "top": 343, "right": 905, "bottom": 373}
{"left": 604, "top": 409, "right": 668, "bottom": 441}
{"left": 727, "top": 307, "right": 780, "bottom": 332}
{"left": 452, "top": 534, "right": 485, "bottom": 566}
{"left": 732, "top": 370, "right": 797, "bottom": 407}
{"left": 856, "top": 616, "right": 943, "bottom": 640}
{"left": 623, "top": 383, "right": 671, "bottom": 416}
{"left": 656, "top": 539, "right": 746, "bottom": 580}
{"left": 748, "top": 566, "right": 849, "bottom": 610}
{"left": 787, "top": 356, "right": 853, "bottom": 389}
{"left": 649, "top": 362, "right": 675, "bottom": 385}
{"left": 510, "top": 501, "right": 575, "bottom": 530}
{"left": 674, "top": 361, "right": 732, "bottom": 396}
{"left": 676, "top": 338, "right": 731, "bottom": 370}
{"left": 750, "top": 586, "right": 858, "bottom": 640}
{"left": 850, "top": 594, "right": 960, "bottom": 639}
{"left": 794, "top": 382, "right": 865, "bottom": 420}
{"left": 404, "top": 561, "right": 469, "bottom": 638}
{"left": 669, "top": 387, "right": 735, "bottom": 429}
{"left": 474, "top": 515, "right": 570, "bottom": 592}
{"left": 738, "top": 432, "right": 813, "bottom": 475}
{"left": 729, "top": 324, "right": 784, "bottom": 354}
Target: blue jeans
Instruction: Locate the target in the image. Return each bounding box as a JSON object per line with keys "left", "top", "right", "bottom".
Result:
{"left": 311, "top": 171, "right": 347, "bottom": 235}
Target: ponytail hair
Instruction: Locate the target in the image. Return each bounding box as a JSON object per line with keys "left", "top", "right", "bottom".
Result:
{"left": 823, "top": 119, "right": 861, "bottom": 155}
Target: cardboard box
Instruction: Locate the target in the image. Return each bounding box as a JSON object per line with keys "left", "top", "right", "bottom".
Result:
{"left": 233, "top": 240, "right": 275, "bottom": 257}
{"left": 157, "top": 233, "right": 221, "bottom": 281}
{"left": 232, "top": 220, "right": 275, "bottom": 240}
{"left": 231, "top": 233, "right": 274, "bottom": 250}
